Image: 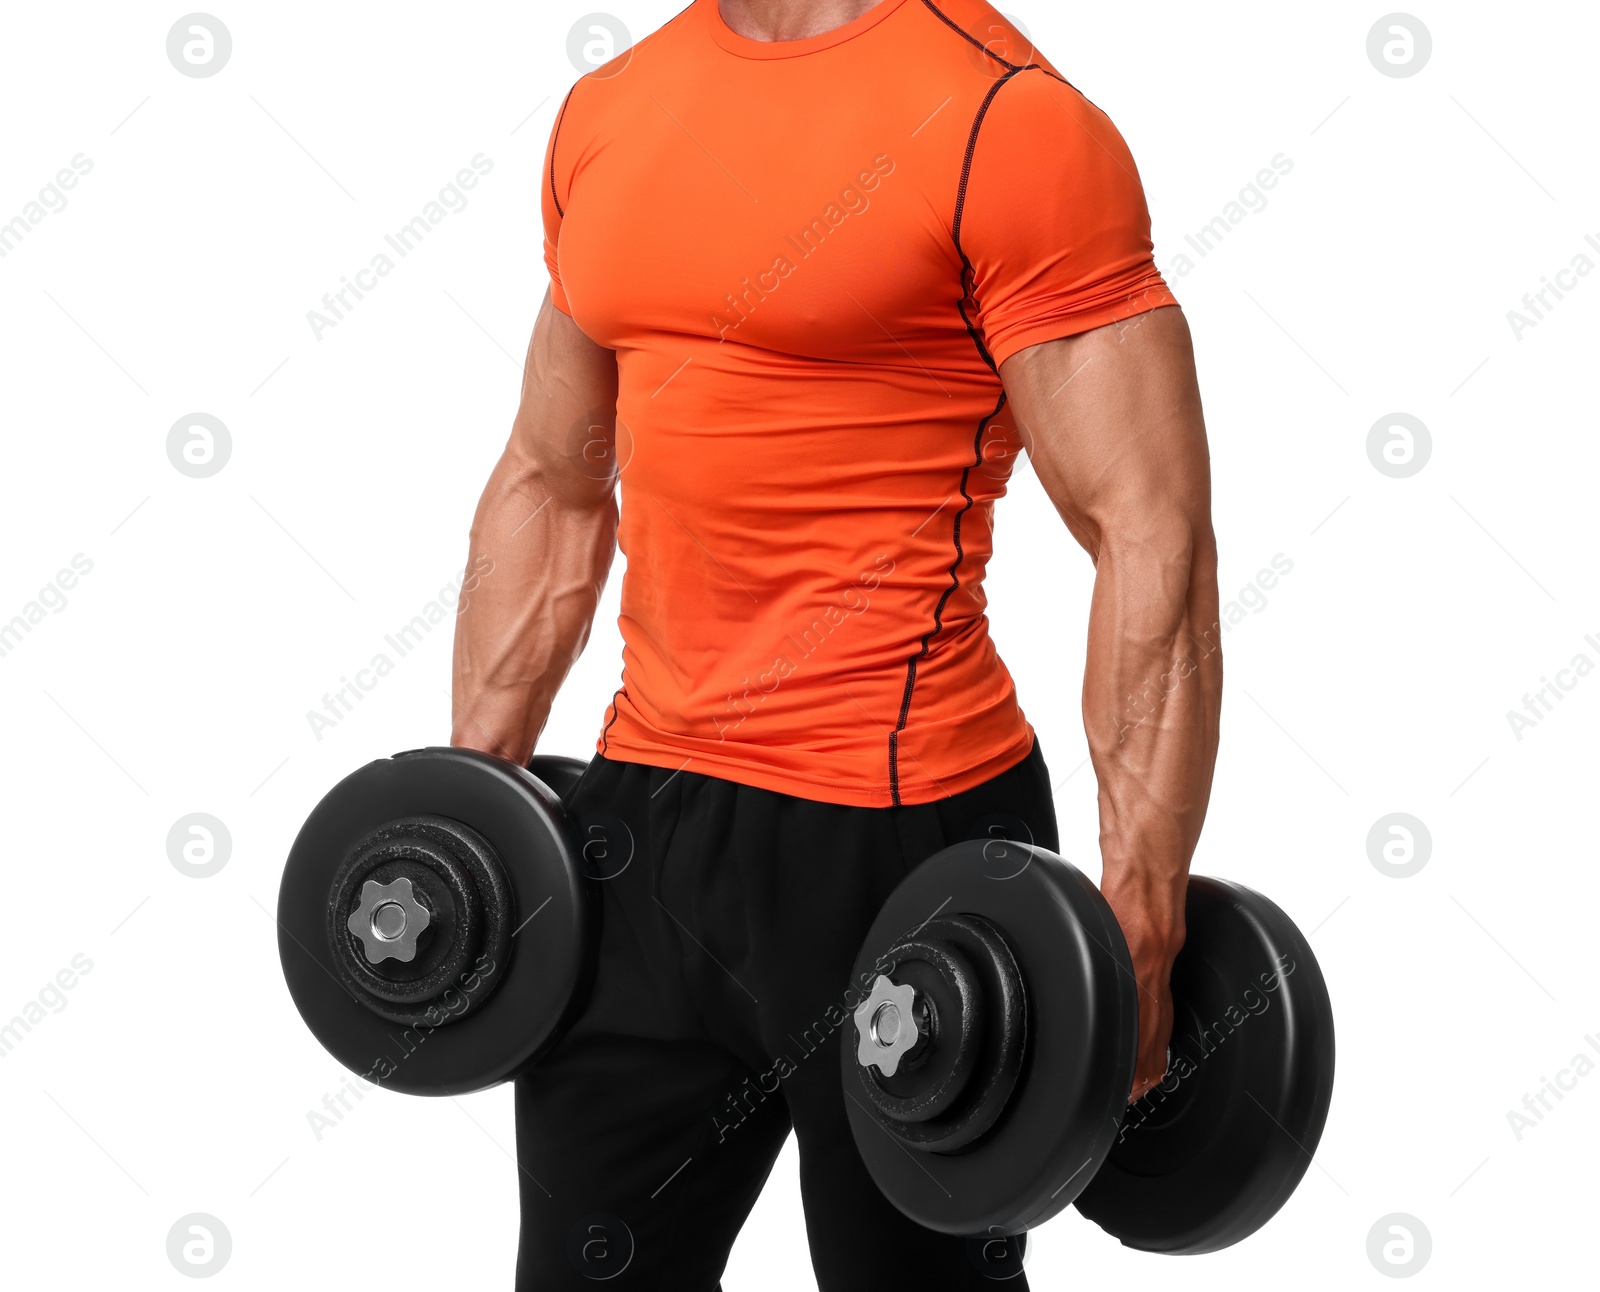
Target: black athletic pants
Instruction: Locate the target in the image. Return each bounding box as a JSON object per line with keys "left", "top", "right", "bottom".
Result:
{"left": 513, "top": 740, "right": 1056, "bottom": 1289}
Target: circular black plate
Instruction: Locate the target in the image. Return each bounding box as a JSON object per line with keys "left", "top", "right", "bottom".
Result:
{"left": 527, "top": 754, "right": 589, "bottom": 801}
{"left": 841, "top": 839, "right": 1138, "bottom": 1236}
{"left": 277, "top": 747, "right": 594, "bottom": 1095}
{"left": 1074, "top": 876, "right": 1336, "bottom": 1253}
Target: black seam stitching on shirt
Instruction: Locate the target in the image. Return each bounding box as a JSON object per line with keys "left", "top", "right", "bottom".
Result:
{"left": 918, "top": 1, "right": 1084, "bottom": 94}
{"left": 549, "top": 86, "right": 576, "bottom": 219}
{"left": 888, "top": 393, "right": 1004, "bottom": 804}
{"left": 919, "top": 0, "right": 1021, "bottom": 69}
{"left": 949, "top": 66, "right": 1022, "bottom": 375}
{"left": 885, "top": 52, "right": 1026, "bottom": 803}
{"left": 599, "top": 683, "right": 627, "bottom": 754}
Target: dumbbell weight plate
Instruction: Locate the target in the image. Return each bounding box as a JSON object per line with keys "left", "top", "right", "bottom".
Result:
{"left": 526, "top": 754, "right": 589, "bottom": 802}
{"left": 853, "top": 915, "right": 1028, "bottom": 1152}
{"left": 324, "top": 814, "right": 506, "bottom": 1018}
{"left": 1073, "top": 877, "right": 1336, "bottom": 1253}
{"left": 841, "top": 839, "right": 1139, "bottom": 1236}
{"left": 277, "top": 747, "right": 594, "bottom": 1096}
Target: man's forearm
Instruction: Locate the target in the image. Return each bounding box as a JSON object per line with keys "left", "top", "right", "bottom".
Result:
{"left": 449, "top": 450, "right": 616, "bottom": 764}
{"left": 1084, "top": 525, "right": 1222, "bottom": 953}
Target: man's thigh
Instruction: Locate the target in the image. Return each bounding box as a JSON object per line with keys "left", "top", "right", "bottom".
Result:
{"left": 513, "top": 756, "right": 792, "bottom": 1290}
{"left": 514, "top": 1032, "right": 790, "bottom": 1290}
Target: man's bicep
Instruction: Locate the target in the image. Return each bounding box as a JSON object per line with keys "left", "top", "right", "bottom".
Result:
{"left": 999, "top": 306, "right": 1210, "bottom": 554}
{"left": 508, "top": 290, "right": 620, "bottom": 500}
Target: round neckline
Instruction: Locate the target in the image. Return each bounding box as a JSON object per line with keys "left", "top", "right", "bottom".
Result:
{"left": 704, "top": 0, "right": 910, "bottom": 59}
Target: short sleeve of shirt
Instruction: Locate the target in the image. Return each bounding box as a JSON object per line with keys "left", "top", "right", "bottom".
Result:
{"left": 960, "top": 73, "right": 1176, "bottom": 369}
{"left": 541, "top": 89, "right": 578, "bottom": 317}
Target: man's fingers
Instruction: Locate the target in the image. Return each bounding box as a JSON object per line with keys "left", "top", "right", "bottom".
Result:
{"left": 1126, "top": 985, "right": 1176, "bottom": 1104}
{"left": 1127, "top": 1048, "right": 1168, "bottom": 1102}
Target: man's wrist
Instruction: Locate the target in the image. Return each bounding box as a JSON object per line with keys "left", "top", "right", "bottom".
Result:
{"left": 449, "top": 701, "right": 538, "bottom": 765}
{"left": 1099, "top": 868, "right": 1188, "bottom": 956}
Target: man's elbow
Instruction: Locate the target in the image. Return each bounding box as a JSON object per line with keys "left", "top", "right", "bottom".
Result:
{"left": 1099, "top": 511, "right": 1214, "bottom": 584}
{"left": 1098, "top": 514, "right": 1219, "bottom": 647}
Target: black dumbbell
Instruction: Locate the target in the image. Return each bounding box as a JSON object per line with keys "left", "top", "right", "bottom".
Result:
{"left": 841, "top": 838, "right": 1335, "bottom": 1253}
{"left": 276, "top": 747, "right": 596, "bottom": 1096}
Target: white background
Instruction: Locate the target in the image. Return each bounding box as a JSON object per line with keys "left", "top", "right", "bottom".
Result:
{"left": 1, "top": 1, "right": 1595, "bottom": 1286}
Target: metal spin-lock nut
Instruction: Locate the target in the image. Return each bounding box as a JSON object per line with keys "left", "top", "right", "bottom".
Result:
{"left": 346, "top": 876, "right": 432, "bottom": 965}
{"left": 854, "top": 973, "right": 921, "bottom": 1077}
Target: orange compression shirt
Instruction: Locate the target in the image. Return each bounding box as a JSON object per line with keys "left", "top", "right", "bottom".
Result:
{"left": 542, "top": 0, "right": 1176, "bottom": 807}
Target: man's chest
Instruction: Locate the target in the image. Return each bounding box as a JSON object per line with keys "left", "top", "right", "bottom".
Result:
{"left": 557, "top": 103, "right": 970, "bottom": 360}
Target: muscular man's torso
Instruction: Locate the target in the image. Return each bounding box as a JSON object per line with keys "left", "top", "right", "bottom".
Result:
{"left": 544, "top": 0, "right": 1171, "bottom": 805}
